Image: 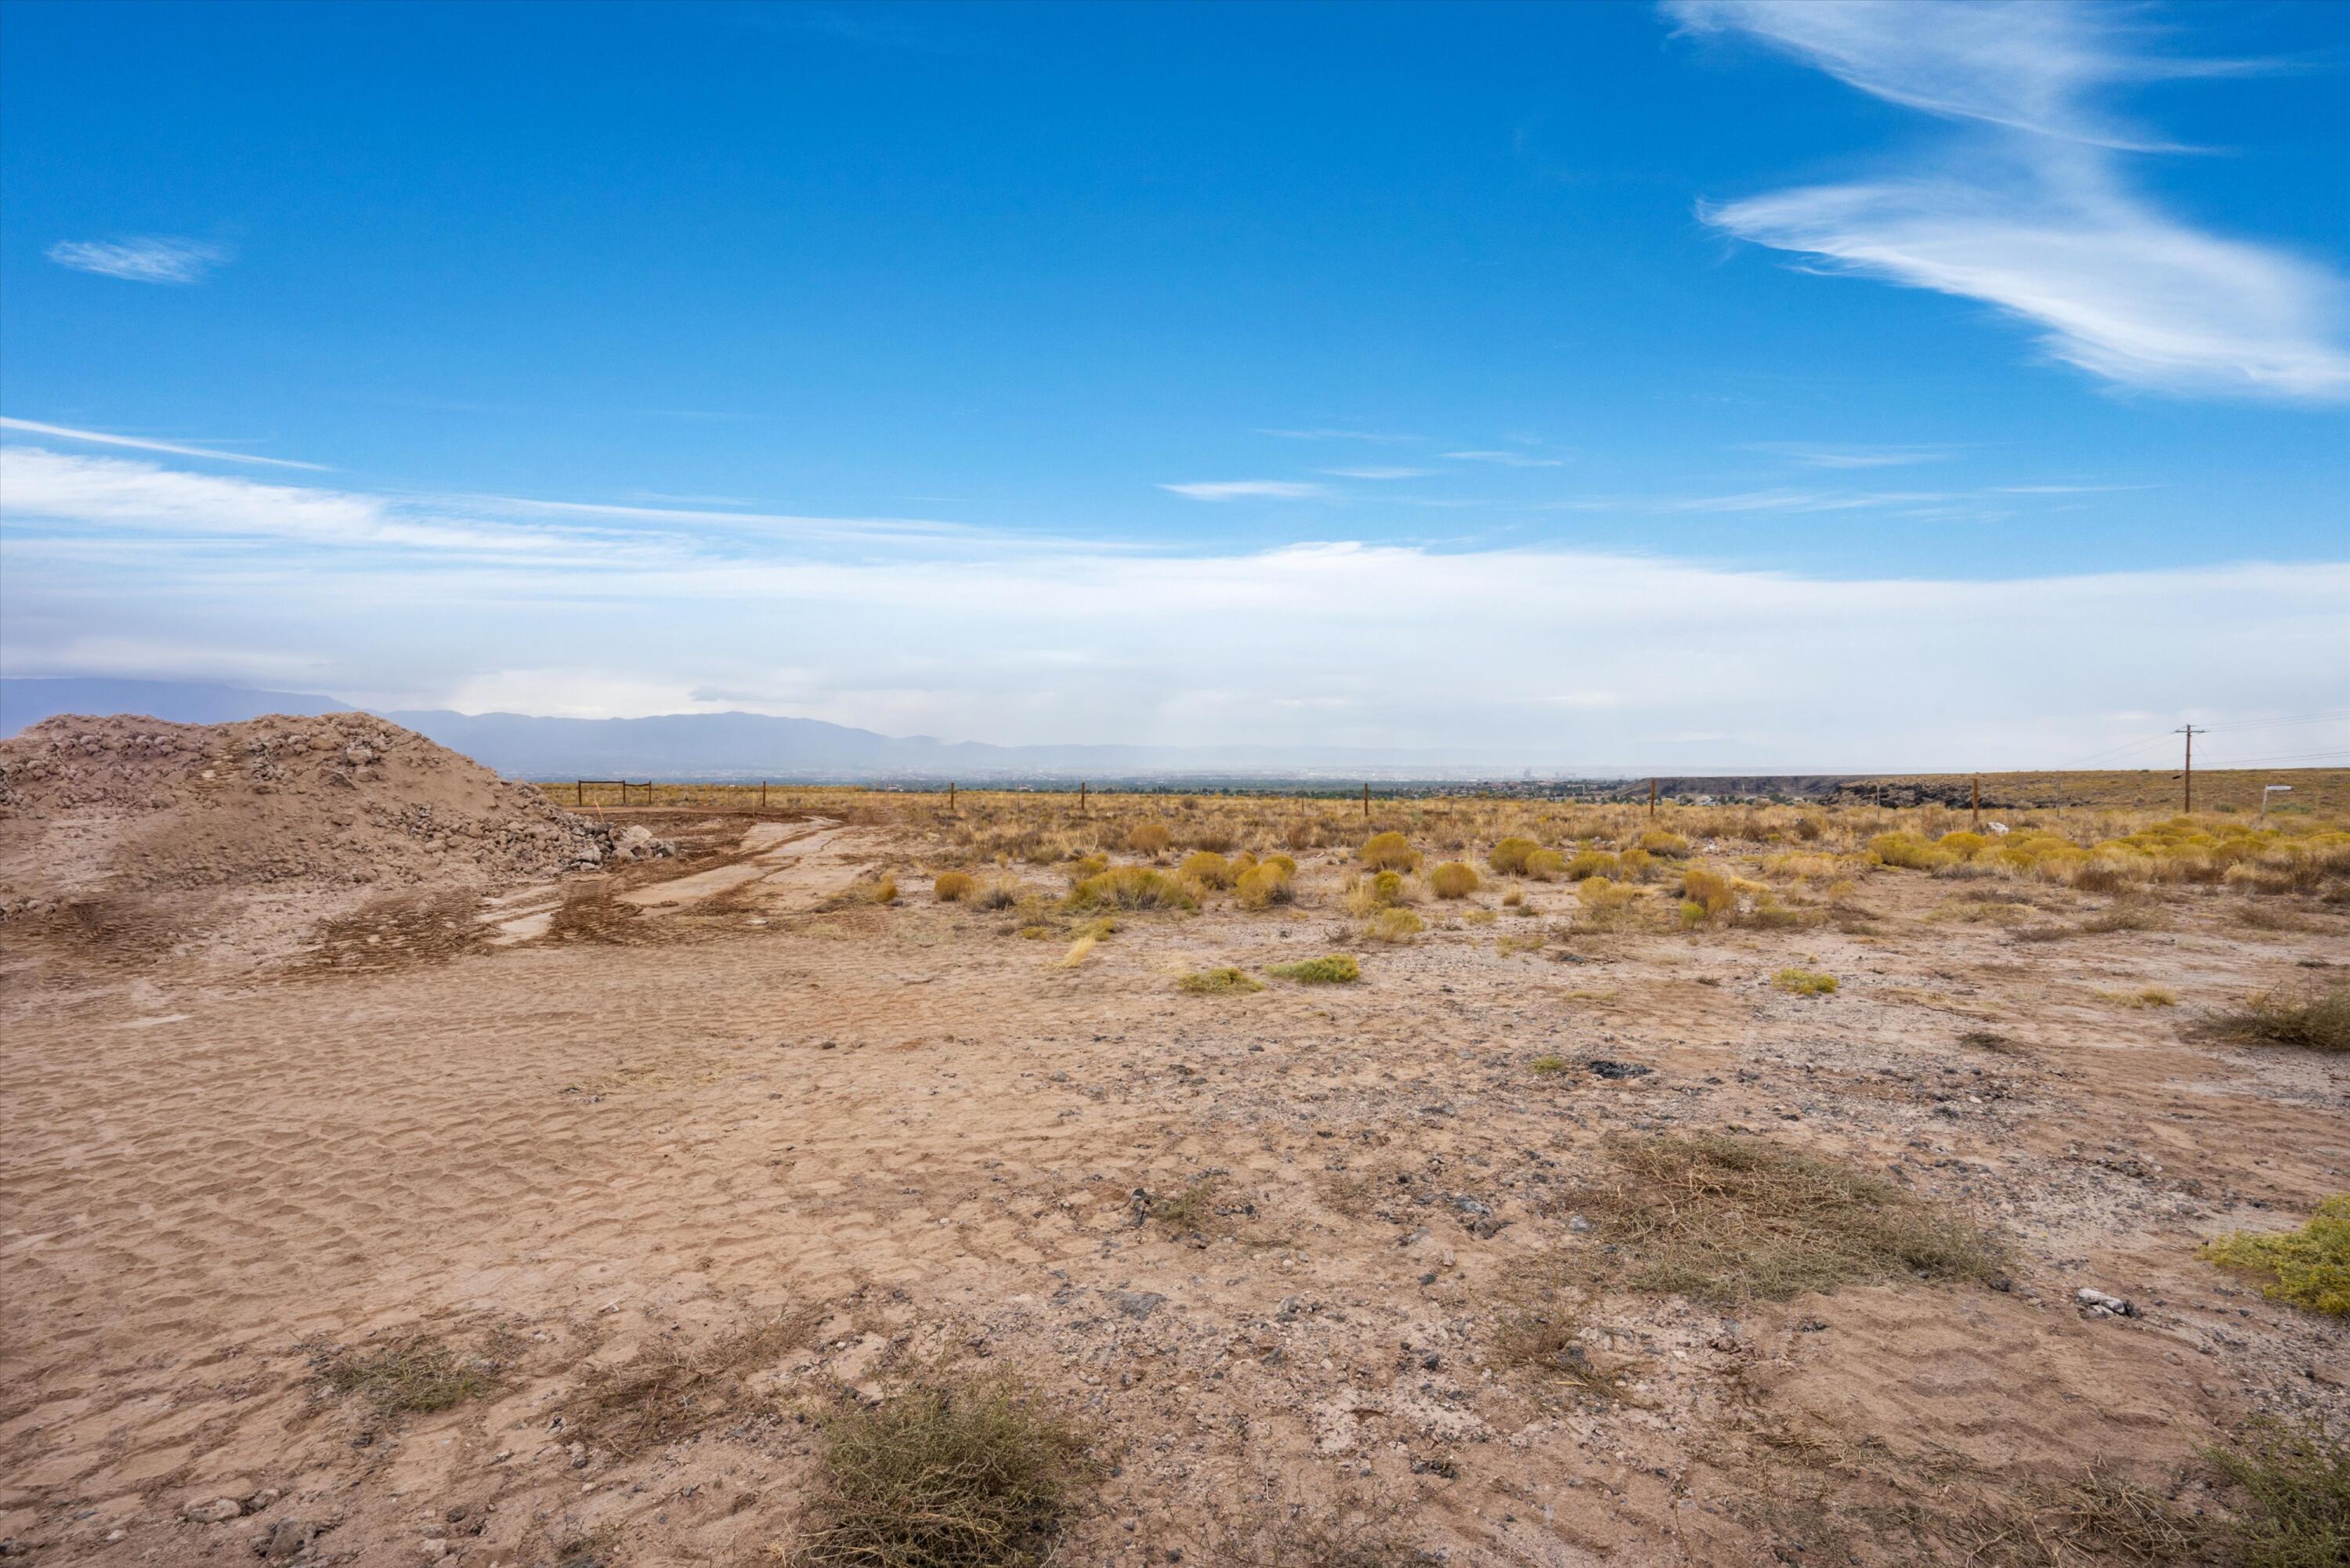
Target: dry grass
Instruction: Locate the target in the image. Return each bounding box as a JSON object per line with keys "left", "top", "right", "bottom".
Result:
{"left": 563, "top": 1312, "right": 814, "bottom": 1455}
{"left": 794, "top": 1378, "right": 1094, "bottom": 1568}
{"left": 934, "top": 871, "right": 977, "bottom": 903}
{"left": 1362, "top": 907, "right": 1424, "bottom": 943}
{"left": 2207, "top": 1418, "right": 2350, "bottom": 1568}
{"left": 1177, "top": 966, "right": 1264, "bottom": 995}
{"left": 2201, "top": 1197, "right": 2350, "bottom": 1317}
{"left": 2094, "top": 986, "right": 2176, "bottom": 1010}
{"left": 313, "top": 1333, "right": 503, "bottom": 1417}
{"left": 1268, "top": 954, "right": 1360, "bottom": 984}
{"left": 1773, "top": 968, "right": 1838, "bottom": 997}
{"left": 1491, "top": 1309, "right": 1648, "bottom": 1405}
{"left": 1064, "top": 866, "right": 1196, "bottom": 913}
{"left": 2196, "top": 983, "right": 2350, "bottom": 1053}
{"left": 1360, "top": 831, "right": 1419, "bottom": 872}
{"left": 1575, "top": 1134, "right": 2005, "bottom": 1304}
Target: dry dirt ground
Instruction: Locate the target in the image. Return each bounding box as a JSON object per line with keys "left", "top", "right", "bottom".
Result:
{"left": 2, "top": 807, "right": 2344, "bottom": 1567}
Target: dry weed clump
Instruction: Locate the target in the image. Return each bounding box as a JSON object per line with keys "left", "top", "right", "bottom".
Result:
{"left": 1491, "top": 1309, "right": 1647, "bottom": 1405}
{"left": 1362, "top": 908, "right": 1424, "bottom": 943}
{"left": 795, "top": 1378, "right": 1093, "bottom": 1568}
{"left": 2197, "top": 983, "right": 2350, "bottom": 1053}
{"left": 1522, "top": 847, "right": 1567, "bottom": 880}
{"left": 1772, "top": 968, "right": 1838, "bottom": 997}
{"left": 564, "top": 1313, "right": 812, "bottom": 1455}
{"left": 1428, "top": 861, "right": 1480, "bottom": 898}
{"left": 1563, "top": 849, "right": 1621, "bottom": 881}
{"left": 2201, "top": 1198, "right": 2349, "bottom": 1317}
{"left": 1360, "top": 832, "right": 1420, "bottom": 872}
{"left": 1268, "top": 954, "right": 1360, "bottom": 984}
{"left": 2094, "top": 986, "right": 2175, "bottom": 1010}
{"left": 934, "top": 871, "right": 977, "bottom": 903}
{"left": 2207, "top": 1417, "right": 2350, "bottom": 1568}
{"left": 1178, "top": 966, "right": 1264, "bottom": 995}
{"left": 1126, "top": 822, "right": 1172, "bottom": 858}
{"left": 313, "top": 1334, "right": 503, "bottom": 1417}
{"left": 1575, "top": 1134, "right": 2003, "bottom": 1303}
{"left": 1065, "top": 866, "right": 1197, "bottom": 913}
{"left": 1636, "top": 829, "right": 1690, "bottom": 858}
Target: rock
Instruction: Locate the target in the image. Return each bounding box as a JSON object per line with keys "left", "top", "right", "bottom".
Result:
{"left": 2075, "top": 1287, "right": 2137, "bottom": 1318}
{"left": 1585, "top": 1059, "right": 1652, "bottom": 1080}
{"left": 1108, "top": 1289, "right": 1166, "bottom": 1321}
{"left": 343, "top": 743, "right": 376, "bottom": 766}
{"left": 185, "top": 1498, "right": 244, "bottom": 1523}
{"left": 258, "top": 1519, "right": 314, "bottom": 1560}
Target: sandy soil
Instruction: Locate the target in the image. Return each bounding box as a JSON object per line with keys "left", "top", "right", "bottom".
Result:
{"left": 1, "top": 811, "right": 2344, "bottom": 1566}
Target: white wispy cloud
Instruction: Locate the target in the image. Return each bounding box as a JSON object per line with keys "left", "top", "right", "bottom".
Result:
{"left": 1258, "top": 428, "right": 1421, "bottom": 443}
{"left": 1668, "top": 0, "right": 2350, "bottom": 399}
{"left": 1158, "top": 480, "right": 1330, "bottom": 500}
{"left": 0, "top": 417, "right": 326, "bottom": 470}
{"left": 1745, "top": 442, "right": 1951, "bottom": 469}
{"left": 45, "top": 236, "right": 233, "bottom": 284}
{"left": 1318, "top": 466, "right": 1436, "bottom": 480}
{"left": 1442, "top": 450, "right": 1565, "bottom": 468}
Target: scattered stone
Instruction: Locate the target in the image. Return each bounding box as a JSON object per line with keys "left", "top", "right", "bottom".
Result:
{"left": 184, "top": 1498, "right": 244, "bottom": 1523}
{"left": 1108, "top": 1289, "right": 1166, "bottom": 1321}
{"left": 1585, "top": 1060, "right": 1652, "bottom": 1080}
{"left": 2075, "top": 1288, "right": 2137, "bottom": 1319}
{"left": 258, "top": 1519, "right": 315, "bottom": 1560}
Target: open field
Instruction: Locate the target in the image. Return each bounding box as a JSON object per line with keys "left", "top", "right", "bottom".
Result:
{"left": 4, "top": 779, "right": 2348, "bottom": 1566}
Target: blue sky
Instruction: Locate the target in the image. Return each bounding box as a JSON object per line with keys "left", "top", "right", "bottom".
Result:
{"left": 2, "top": 1, "right": 2345, "bottom": 769}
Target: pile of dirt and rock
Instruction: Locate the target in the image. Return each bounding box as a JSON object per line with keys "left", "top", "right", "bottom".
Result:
{"left": 0, "top": 712, "right": 669, "bottom": 922}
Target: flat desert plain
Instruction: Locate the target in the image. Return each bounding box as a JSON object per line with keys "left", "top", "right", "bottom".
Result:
{"left": 2, "top": 732, "right": 2345, "bottom": 1567}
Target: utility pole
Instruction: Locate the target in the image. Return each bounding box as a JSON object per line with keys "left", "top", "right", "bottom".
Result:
{"left": 1361, "top": 782, "right": 1370, "bottom": 821}
{"left": 1648, "top": 778, "right": 1658, "bottom": 819}
{"left": 948, "top": 781, "right": 956, "bottom": 813}
{"left": 1971, "top": 775, "right": 1980, "bottom": 831}
{"left": 1079, "top": 781, "right": 1087, "bottom": 815}
{"left": 2175, "top": 725, "right": 2204, "bottom": 813}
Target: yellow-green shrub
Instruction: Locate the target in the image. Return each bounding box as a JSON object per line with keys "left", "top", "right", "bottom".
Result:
{"left": 1181, "top": 851, "right": 1235, "bottom": 889}
{"left": 1489, "top": 836, "right": 1541, "bottom": 875}
{"left": 1361, "top": 832, "right": 1419, "bottom": 872}
{"left": 1563, "top": 849, "right": 1619, "bottom": 881}
{"left": 1268, "top": 954, "right": 1359, "bottom": 983}
{"left": 2201, "top": 1196, "right": 2348, "bottom": 1315}
{"left": 1523, "top": 847, "right": 1567, "bottom": 881}
{"left": 1617, "top": 847, "right": 1655, "bottom": 880}
{"left": 1429, "top": 862, "right": 1480, "bottom": 898}
{"left": 1639, "top": 829, "right": 1690, "bottom": 858}
{"left": 1065, "top": 866, "right": 1197, "bottom": 912}
{"left": 1264, "top": 854, "right": 1298, "bottom": 877}
{"left": 1364, "top": 907, "right": 1424, "bottom": 942}
{"left": 934, "top": 871, "right": 977, "bottom": 902}
{"left": 1773, "top": 968, "right": 1838, "bottom": 996}
{"left": 1128, "top": 822, "right": 1172, "bottom": 857}
{"left": 1371, "top": 869, "right": 1408, "bottom": 905}
{"left": 1871, "top": 832, "right": 1953, "bottom": 872}
{"left": 1068, "top": 853, "right": 1108, "bottom": 879}
{"left": 1235, "top": 862, "right": 1294, "bottom": 910}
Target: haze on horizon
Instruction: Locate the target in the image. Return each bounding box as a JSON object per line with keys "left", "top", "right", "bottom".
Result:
{"left": 2, "top": 1, "right": 2345, "bottom": 775}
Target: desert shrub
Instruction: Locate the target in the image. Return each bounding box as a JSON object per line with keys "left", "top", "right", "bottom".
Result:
{"left": 1679, "top": 866, "right": 1739, "bottom": 924}
{"left": 2207, "top": 1417, "right": 2350, "bottom": 1568}
{"left": 1562, "top": 849, "right": 1619, "bottom": 881}
{"left": 1937, "top": 830, "right": 1992, "bottom": 858}
{"left": 1180, "top": 851, "right": 1235, "bottom": 890}
{"left": 1871, "top": 832, "right": 1953, "bottom": 872}
{"left": 1233, "top": 862, "right": 1294, "bottom": 910}
{"left": 1429, "top": 862, "right": 1480, "bottom": 898}
{"left": 1370, "top": 869, "right": 1408, "bottom": 905}
{"left": 2094, "top": 986, "right": 2175, "bottom": 1009}
{"left": 934, "top": 871, "right": 977, "bottom": 903}
{"left": 1268, "top": 954, "right": 1360, "bottom": 984}
{"left": 1772, "top": 968, "right": 1838, "bottom": 996}
{"left": 1264, "top": 853, "right": 1297, "bottom": 877}
{"left": 1530, "top": 1054, "right": 1570, "bottom": 1075}
{"left": 797, "top": 1379, "right": 1092, "bottom": 1568}
{"left": 1637, "top": 829, "right": 1690, "bottom": 858}
{"left": 1178, "top": 966, "right": 1264, "bottom": 996}
{"left": 1523, "top": 847, "right": 1567, "bottom": 881}
{"left": 976, "top": 878, "right": 1023, "bottom": 911}
{"left": 1361, "top": 832, "right": 1419, "bottom": 872}
{"left": 1065, "top": 867, "right": 1197, "bottom": 913}
{"left": 1363, "top": 908, "right": 1424, "bottom": 943}
{"left": 2202, "top": 1197, "right": 2349, "bottom": 1316}
{"left": 1616, "top": 847, "right": 1655, "bottom": 880}
{"left": 1228, "top": 850, "right": 1259, "bottom": 873}
{"left": 1574, "top": 1133, "right": 2004, "bottom": 1303}
{"left": 1187, "top": 828, "right": 1236, "bottom": 854}
{"left": 867, "top": 875, "right": 900, "bottom": 905}
{"left": 1489, "top": 836, "right": 1541, "bottom": 875}
{"left": 2198, "top": 984, "right": 2350, "bottom": 1053}
{"left": 1127, "top": 822, "right": 1172, "bottom": 857}
{"left": 1068, "top": 853, "right": 1107, "bottom": 879}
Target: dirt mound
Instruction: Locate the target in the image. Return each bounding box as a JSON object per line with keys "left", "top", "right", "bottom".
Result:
{"left": 0, "top": 711, "right": 665, "bottom": 919}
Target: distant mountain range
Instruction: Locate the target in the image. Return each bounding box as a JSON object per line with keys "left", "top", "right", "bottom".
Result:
{"left": 0, "top": 677, "right": 1589, "bottom": 781}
